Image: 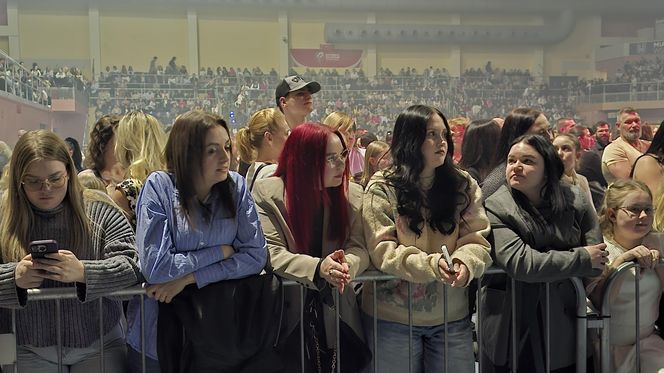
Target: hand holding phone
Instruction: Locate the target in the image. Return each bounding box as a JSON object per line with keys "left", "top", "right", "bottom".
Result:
{"left": 29, "top": 240, "right": 58, "bottom": 259}
{"left": 441, "top": 245, "right": 456, "bottom": 274}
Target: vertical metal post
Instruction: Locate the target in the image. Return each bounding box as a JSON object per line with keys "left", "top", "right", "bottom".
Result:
{"left": 545, "top": 283, "right": 550, "bottom": 373}
{"left": 373, "top": 280, "right": 378, "bottom": 373}
{"left": 477, "top": 284, "right": 483, "bottom": 373}
{"left": 334, "top": 290, "right": 340, "bottom": 373}
{"left": 140, "top": 294, "right": 146, "bottom": 373}
{"left": 443, "top": 284, "right": 449, "bottom": 373}
{"left": 300, "top": 286, "right": 305, "bottom": 373}
{"left": 99, "top": 297, "right": 105, "bottom": 373}
{"left": 635, "top": 264, "right": 641, "bottom": 373}
{"left": 511, "top": 278, "right": 518, "bottom": 373}
{"left": 408, "top": 282, "right": 413, "bottom": 373}
{"left": 56, "top": 299, "right": 62, "bottom": 373}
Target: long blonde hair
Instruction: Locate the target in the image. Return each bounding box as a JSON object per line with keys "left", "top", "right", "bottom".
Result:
{"left": 361, "top": 140, "right": 389, "bottom": 187}
{"left": 654, "top": 182, "right": 664, "bottom": 231}
{"left": 114, "top": 111, "right": 167, "bottom": 186}
{"left": 0, "top": 131, "right": 93, "bottom": 262}
{"left": 599, "top": 179, "right": 652, "bottom": 239}
{"left": 323, "top": 112, "right": 355, "bottom": 148}
{"left": 236, "top": 108, "right": 287, "bottom": 163}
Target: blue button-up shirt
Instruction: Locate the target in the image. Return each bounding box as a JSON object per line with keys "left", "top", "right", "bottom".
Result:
{"left": 126, "top": 171, "right": 267, "bottom": 359}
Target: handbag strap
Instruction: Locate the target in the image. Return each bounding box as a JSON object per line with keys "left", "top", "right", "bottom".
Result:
{"left": 249, "top": 162, "right": 270, "bottom": 192}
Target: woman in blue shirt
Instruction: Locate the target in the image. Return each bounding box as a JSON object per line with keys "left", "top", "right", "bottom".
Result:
{"left": 126, "top": 110, "right": 268, "bottom": 373}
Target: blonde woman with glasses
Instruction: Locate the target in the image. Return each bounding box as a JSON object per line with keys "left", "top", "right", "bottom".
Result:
{"left": 0, "top": 130, "right": 139, "bottom": 372}
{"left": 587, "top": 179, "right": 664, "bottom": 372}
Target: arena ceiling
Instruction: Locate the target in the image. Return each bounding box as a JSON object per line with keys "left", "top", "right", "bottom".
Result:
{"left": 13, "top": 0, "right": 664, "bottom": 15}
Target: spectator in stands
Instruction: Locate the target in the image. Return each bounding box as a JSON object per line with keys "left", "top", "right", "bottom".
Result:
{"left": 360, "top": 140, "right": 390, "bottom": 188}
{"left": 448, "top": 117, "right": 469, "bottom": 164}
{"left": 111, "top": 111, "right": 167, "bottom": 228}
{"left": 553, "top": 133, "right": 594, "bottom": 210}
{"left": 362, "top": 105, "right": 491, "bottom": 373}
{"left": 579, "top": 121, "right": 611, "bottom": 209}
{"left": 588, "top": 179, "right": 664, "bottom": 372}
{"left": 252, "top": 123, "right": 370, "bottom": 373}
{"left": 63, "top": 137, "right": 83, "bottom": 173}
{"left": 556, "top": 117, "right": 576, "bottom": 134}
{"left": 0, "top": 130, "right": 139, "bottom": 371}
{"left": 0, "top": 140, "right": 12, "bottom": 182}
{"left": 323, "top": 112, "right": 364, "bottom": 181}
{"left": 481, "top": 108, "right": 552, "bottom": 200}
{"left": 459, "top": 118, "right": 501, "bottom": 184}
{"left": 81, "top": 114, "right": 124, "bottom": 194}
{"left": 482, "top": 134, "right": 606, "bottom": 372}
{"left": 358, "top": 132, "right": 378, "bottom": 149}
{"left": 236, "top": 108, "right": 289, "bottom": 189}
{"left": 148, "top": 56, "right": 158, "bottom": 75}
{"left": 126, "top": 110, "right": 267, "bottom": 373}
{"left": 632, "top": 120, "right": 664, "bottom": 197}
{"left": 593, "top": 120, "right": 611, "bottom": 152}
{"left": 275, "top": 75, "right": 321, "bottom": 129}
{"left": 602, "top": 107, "right": 651, "bottom": 183}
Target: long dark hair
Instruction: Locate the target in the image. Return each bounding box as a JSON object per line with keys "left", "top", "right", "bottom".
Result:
{"left": 509, "top": 134, "right": 568, "bottom": 230}
{"left": 165, "top": 110, "right": 235, "bottom": 223}
{"left": 645, "top": 120, "right": 664, "bottom": 162}
{"left": 459, "top": 119, "right": 501, "bottom": 182}
{"left": 65, "top": 137, "right": 83, "bottom": 172}
{"left": 493, "top": 108, "right": 542, "bottom": 168}
{"left": 382, "top": 104, "right": 469, "bottom": 236}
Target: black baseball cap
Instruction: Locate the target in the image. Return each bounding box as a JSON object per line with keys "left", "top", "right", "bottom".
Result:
{"left": 275, "top": 75, "right": 321, "bottom": 107}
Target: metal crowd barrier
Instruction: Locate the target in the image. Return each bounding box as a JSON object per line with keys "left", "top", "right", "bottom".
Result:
{"left": 2, "top": 267, "right": 595, "bottom": 373}
{"left": 595, "top": 261, "right": 664, "bottom": 373}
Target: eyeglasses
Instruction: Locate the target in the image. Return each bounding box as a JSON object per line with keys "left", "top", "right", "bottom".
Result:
{"left": 21, "top": 174, "right": 68, "bottom": 191}
{"left": 325, "top": 149, "right": 349, "bottom": 167}
{"left": 619, "top": 206, "right": 655, "bottom": 217}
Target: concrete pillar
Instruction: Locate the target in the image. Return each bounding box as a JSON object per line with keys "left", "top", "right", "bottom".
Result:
{"left": 278, "top": 11, "right": 289, "bottom": 76}
{"left": 366, "top": 13, "right": 377, "bottom": 78}
{"left": 450, "top": 14, "right": 461, "bottom": 77}
{"left": 88, "top": 6, "right": 101, "bottom": 78}
{"left": 7, "top": 0, "right": 18, "bottom": 58}
{"left": 187, "top": 9, "right": 199, "bottom": 75}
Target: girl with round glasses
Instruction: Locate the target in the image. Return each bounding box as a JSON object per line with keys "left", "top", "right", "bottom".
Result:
{"left": 0, "top": 130, "right": 140, "bottom": 371}
{"left": 587, "top": 179, "right": 664, "bottom": 372}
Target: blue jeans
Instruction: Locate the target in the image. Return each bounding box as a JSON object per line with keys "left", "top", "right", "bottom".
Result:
{"left": 362, "top": 313, "right": 474, "bottom": 373}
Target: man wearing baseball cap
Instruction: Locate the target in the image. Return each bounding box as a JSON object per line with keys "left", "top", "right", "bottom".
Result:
{"left": 275, "top": 75, "right": 321, "bottom": 129}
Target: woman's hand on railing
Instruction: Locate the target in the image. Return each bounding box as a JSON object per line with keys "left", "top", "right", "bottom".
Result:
{"left": 15, "top": 254, "right": 44, "bottom": 289}
{"left": 146, "top": 273, "right": 195, "bottom": 303}
{"left": 438, "top": 258, "right": 470, "bottom": 288}
{"left": 585, "top": 243, "right": 608, "bottom": 270}
{"left": 617, "top": 245, "right": 659, "bottom": 271}
{"left": 320, "top": 249, "right": 351, "bottom": 294}
{"left": 32, "top": 250, "right": 85, "bottom": 284}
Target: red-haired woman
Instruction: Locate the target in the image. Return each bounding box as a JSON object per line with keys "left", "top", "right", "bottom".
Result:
{"left": 252, "top": 123, "right": 371, "bottom": 373}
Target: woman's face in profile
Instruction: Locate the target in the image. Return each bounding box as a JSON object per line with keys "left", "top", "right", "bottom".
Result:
{"left": 505, "top": 142, "right": 546, "bottom": 200}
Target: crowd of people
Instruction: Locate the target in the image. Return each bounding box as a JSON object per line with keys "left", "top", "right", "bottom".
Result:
{"left": 0, "top": 68, "right": 662, "bottom": 373}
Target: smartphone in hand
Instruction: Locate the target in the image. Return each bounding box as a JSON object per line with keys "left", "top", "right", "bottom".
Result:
{"left": 29, "top": 240, "right": 58, "bottom": 259}
{"left": 441, "top": 244, "right": 456, "bottom": 274}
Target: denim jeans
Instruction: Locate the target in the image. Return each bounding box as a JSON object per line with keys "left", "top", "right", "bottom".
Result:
{"left": 362, "top": 313, "right": 474, "bottom": 373}
{"left": 5, "top": 324, "right": 128, "bottom": 373}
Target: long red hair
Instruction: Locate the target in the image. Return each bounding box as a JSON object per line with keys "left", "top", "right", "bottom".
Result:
{"left": 274, "top": 123, "right": 350, "bottom": 254}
